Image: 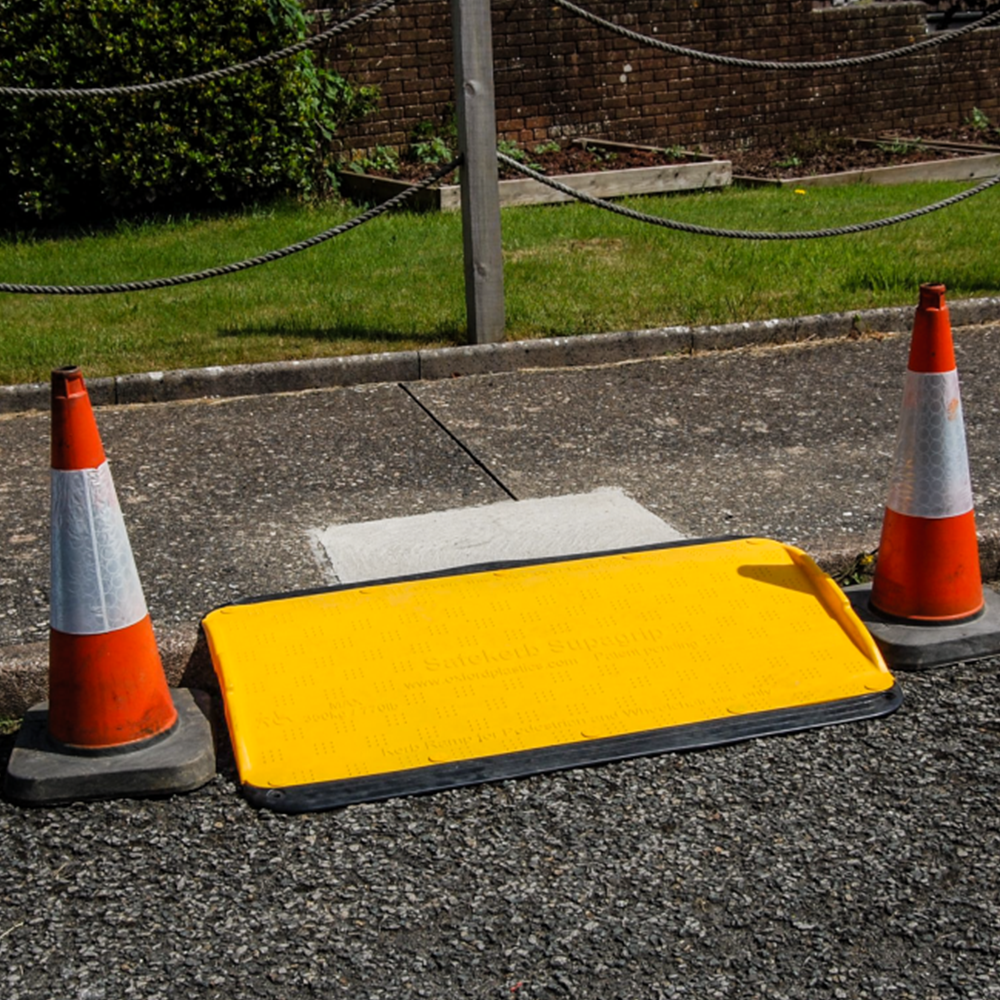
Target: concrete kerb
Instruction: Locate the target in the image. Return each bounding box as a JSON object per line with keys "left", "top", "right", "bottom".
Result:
{"left": 3, "top": 296, "right": 999, "bottom": 415}
{"left": 1, "top": 621, "right": 210, "bottom": 721}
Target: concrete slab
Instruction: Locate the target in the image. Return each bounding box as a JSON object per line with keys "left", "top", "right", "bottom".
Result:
{"left": 310, "top": 487, "right": 683, "bottom": 583}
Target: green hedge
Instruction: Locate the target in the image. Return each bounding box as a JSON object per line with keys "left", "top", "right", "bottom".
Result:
{"left": 0, "top": 0, "right": 378, "bottom": 224}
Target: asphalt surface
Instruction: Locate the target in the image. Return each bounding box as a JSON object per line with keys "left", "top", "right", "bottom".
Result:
{"left": 2, "top": 314, "right": 1000, "bottom": 998}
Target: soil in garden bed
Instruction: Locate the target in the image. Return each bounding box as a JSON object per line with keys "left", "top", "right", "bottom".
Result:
{"left": 713, "top": 135, "right": 979, "bottom": 180}
{"left": 879, "top": 123, "right": 1000, "bottom": 148}
{"left": 341, "top": 127, "right": 1000, "bottom": 185}
{"left": 346, "top": 142, "right": 696, "bottom": 183}
{"left": 495, "top": 143, "right": 693, "bottom": 180}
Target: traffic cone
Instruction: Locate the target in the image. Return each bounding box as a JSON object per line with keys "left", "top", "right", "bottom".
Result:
{"left": 4, "top": 367, "right": 215, "bottom": 804}
{"left": 848, "top": 284, "right": 1000, "bottom": 668}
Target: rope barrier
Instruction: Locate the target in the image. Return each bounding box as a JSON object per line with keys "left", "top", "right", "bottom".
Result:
{"left": 497, "top": 152, "right": 1000, "bottom": 240}
{"left": 0, "top": 0, "right": 397, "bottom": 99}
{"left": 0, "top": 159, "right": 459, "bottom": 295}
{"left": 551, "top": 0, "right": 1000, "bottom": 71}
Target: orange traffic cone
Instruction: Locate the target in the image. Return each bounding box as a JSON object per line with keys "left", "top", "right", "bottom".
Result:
{"left": 870, "top": 283, "right": 983, "bottom": 623}
{"left": 48, "top": 366, "right": 178, "bottom": 749}
{"left": 849, "top": 285, "right": 1000, "bottom": 668}
{"left": 4, "top": 367, "right": 214, "bottom": 804}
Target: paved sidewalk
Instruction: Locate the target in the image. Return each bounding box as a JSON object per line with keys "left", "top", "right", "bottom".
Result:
{"left": 5, "top": 315, "right": 1000, "bottom": 712}
{"left": 1, "top": 315, "right": 1000, "bottom": 999}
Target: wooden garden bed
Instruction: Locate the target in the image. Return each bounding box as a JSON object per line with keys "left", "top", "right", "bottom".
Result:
{"left": 337, "top": 140, "right": 731, "bottom": 211}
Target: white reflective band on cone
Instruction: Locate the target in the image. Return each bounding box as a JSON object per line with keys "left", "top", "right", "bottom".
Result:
{"left": 885, "top": 370, "right": 974, "bottom": 519}
{"left": 50, "top": 462, "right": 148, "bottom": 635}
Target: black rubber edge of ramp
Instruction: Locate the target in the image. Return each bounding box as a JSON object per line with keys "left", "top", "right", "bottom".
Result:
{"left": 241, "top": 686, "right": 902, "bottom": 813}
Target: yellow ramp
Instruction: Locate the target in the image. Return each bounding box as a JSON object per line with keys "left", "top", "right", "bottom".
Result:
{"left": 203, "top": 538, "right": 899, "bottom": 811}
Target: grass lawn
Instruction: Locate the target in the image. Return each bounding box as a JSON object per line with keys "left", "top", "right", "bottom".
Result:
{"left": 1, "top": 180, "right": 998, "bottom": 385}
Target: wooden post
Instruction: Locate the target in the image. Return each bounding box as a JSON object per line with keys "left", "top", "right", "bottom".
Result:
{"left": 451, "top": 0, "right": 505, "bottom": 344}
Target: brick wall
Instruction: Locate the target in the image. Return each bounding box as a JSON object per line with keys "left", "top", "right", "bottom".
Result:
{"left": 316, "top": 0, "right": 1000, "bottom": 154}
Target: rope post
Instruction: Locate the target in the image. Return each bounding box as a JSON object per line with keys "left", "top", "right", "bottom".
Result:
{"left": 451, "top": 0, "right": 505, "bottom": 344}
